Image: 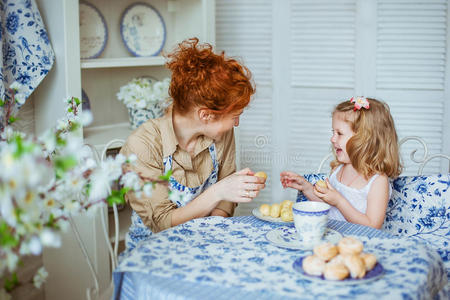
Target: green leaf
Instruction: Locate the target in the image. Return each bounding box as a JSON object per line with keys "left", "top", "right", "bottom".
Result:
{"left": 69, "top": 122, "right": 80, "bottom": 132}
{"left": 45, "top": 213, "right": 55, "bottom": 227}
{"left": 74, "top": 97, "right": 81, "bottom": 106}
{"left": 8, "top": 116, "right": 17, "bottom": 124}
{"left": 119, "top": 187, "right": 130, "bottom": 198}
{"left": 159, "top": 169, "right": 172, "bottom": 181}
{"left": 0, "top": 221, "right": 19, "bottom": 247}
{"left": 12, "top": 136, "right": 34, "bottom": 158}
{"left": 54, "top": 156, "right": 77, "bottom": 179}
{"left": 106, "top": 195, "right": 123, "bottom": 206}
{"left": 56, "top": 135, "right": 67, "bottom": 146}
{"left": 0, "top": 99, "right": 4, "bottom": 106}
{"left": 4, "top": 272, "right": 19, "bottom": 292}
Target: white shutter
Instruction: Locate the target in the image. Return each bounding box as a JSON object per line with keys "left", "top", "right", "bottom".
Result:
{"left": 290, "top": 0, "right": 357, "bottom": 88}
{"left": 287, "top": 0, "right": 357, "bottom": 181}
{"left": 216, "top": 0, "right": 272, "bottom": 86}
{"left": 216, "top": 0, "right": 273, "bottom": 215}
{"left": 375, "top": 0, "right": 449, "bottom": 175}
{"left": 215, "top": 0, "right": 450, "bottom": 215}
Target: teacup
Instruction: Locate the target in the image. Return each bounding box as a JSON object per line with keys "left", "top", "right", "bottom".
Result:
{"left": 292, "top": 201, "right": 330, "bottom": 248}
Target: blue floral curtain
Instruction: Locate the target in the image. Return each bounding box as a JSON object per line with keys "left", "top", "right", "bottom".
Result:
{"left": 0, "top": 0, "right": 54, "bottom": 106}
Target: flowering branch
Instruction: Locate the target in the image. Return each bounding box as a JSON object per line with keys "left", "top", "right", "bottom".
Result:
{"left": 0, "top": 84, "right": 173, "bottom": 295}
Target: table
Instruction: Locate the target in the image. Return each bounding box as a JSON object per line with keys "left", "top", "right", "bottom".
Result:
{"left": 113, "top": 216, "right": 448, "bottom": 299}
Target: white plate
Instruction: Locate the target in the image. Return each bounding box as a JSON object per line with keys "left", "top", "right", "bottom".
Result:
{"left": 79, "top": 2, "right": 108, "bottom": 59}
{"left": 120, "top": 3, "right": 166, "bottom": 57}
{"left": 252, "top": 208, "right": 293, "bottom": 224}
{"left": 265, "top": 226, "right": 342, "bottom": 250}
{"left": 293, "top": 256, "right": 384, "bottom": 284}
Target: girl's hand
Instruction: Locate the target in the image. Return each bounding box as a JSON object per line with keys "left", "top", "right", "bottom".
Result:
{"left": 312, "top": 179, "right": 343, "bottom": 206}
{"left": 214, "top": 168, "right": 266, "bottom": 203}
{"left": 280, "top": 171, "right": 313, "bottom": 193}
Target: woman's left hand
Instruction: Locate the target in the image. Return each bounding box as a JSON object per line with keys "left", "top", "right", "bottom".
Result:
{"left": 312, "top": 179, "right": 343, "bottom": 207}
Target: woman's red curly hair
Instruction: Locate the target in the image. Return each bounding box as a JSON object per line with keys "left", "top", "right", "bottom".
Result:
{"left": 165, "top": 38, "right": 255, "bottom": 116}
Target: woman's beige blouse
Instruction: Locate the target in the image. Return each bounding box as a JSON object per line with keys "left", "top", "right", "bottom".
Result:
{"left": 120, "top": 107, "right": 237, "bottom": 233}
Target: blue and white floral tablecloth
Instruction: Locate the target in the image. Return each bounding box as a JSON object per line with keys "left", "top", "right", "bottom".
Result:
{"left": 113, "top": 216, "right": 448, "bottom": 300}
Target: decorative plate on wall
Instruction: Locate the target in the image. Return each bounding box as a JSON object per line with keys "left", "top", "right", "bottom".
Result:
{"left": 120, "top": 3, "right": 166, "bottom": 57}
{"left": 79, "top": 2, "right": 108, "bottom": 59}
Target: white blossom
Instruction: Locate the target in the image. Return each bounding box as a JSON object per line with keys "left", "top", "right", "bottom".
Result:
{"left": 120, "top": 172, "right": 141, "bottom": 191}
{"left": 20, "top": 236, "right": 42, "bottom": 256}
{"left": 116, "top": 77, "right": 171, "bottom": 109}
{"left": 15, "top": 93, "right": 26, "bottom": 105}
{"left": 33, "top": 267, "right": 48, "bottom": 289}
{"left": 6, "top": 251, "right": 19, "bottom": 272}
{"left": 127, "top": 154, "right": 137, "bottom": 163}
{"left": 40, "top": 229, "right": 62, "bottom": 248}
{"left": 80, "top": 109, "right": 93, "bottom": 126}
{"left": 143, "top": 183, "right": 153, "bottom": 197}
{"left": 10, "top": 81, "right": 21, "bottom": 91}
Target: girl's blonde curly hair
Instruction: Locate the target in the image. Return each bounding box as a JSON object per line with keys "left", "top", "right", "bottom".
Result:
{"left": 330, "top": 98, "right": 402, "bottom": 179}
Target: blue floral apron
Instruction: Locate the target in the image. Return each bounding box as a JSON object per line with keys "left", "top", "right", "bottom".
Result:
{"left": 123, "top": 143, "right": 219, "bottom": 252}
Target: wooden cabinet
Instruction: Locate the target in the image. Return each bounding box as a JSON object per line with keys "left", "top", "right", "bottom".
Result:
{"left": 34, "top": 0, "right": 214, "bottom": 298}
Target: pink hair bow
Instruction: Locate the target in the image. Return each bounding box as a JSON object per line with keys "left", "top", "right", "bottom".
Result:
{"left": 350, "top": 96, "right": 370, "bottom": 111}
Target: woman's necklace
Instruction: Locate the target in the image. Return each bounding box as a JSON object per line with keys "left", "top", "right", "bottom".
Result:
{"left": 339, "top": 164, "right": 360, "bottom": 187}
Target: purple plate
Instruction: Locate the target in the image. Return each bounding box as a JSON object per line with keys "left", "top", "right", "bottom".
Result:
{"left": 293, "top": 256, "right": 384, "bottom": 285}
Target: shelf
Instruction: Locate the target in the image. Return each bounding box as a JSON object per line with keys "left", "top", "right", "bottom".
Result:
{"left": 83, "top": 122, "right": 132, "bottom": 152}
{"left": 108, "top": 204, "right": 132, "bottom": 243}
{"left": 81, "top": 56, "right": 166, "bottom": 69}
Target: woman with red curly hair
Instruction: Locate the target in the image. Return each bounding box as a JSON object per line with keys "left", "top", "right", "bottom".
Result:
{"left": 120, "top": 38, "right": 264, "bottom": 251}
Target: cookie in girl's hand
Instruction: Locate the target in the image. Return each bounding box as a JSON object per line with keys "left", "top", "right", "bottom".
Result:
{"left": 315, "top": 180, "right": 327, "bottom": 189}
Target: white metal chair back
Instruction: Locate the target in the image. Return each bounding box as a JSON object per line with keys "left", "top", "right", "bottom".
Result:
{"left": 100, "top": 139, "right": 126, "bottom": 273}
{"left": 80, "top": 139, "right": 125, "bottom": 300}
{"left": 398, "top": 136, "right": 450, "bottom": 175}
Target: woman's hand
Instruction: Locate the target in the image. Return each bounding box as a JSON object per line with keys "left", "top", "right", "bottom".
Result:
{"left": 312, "top": 179, "right": 343, "bottom": 207}
{"left": 213, "top": 168, "right": 266, "bottom": 203}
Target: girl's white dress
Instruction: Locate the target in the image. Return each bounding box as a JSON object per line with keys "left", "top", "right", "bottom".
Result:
{"left": 327, "top": 165, "right": 391, "bottom": 221}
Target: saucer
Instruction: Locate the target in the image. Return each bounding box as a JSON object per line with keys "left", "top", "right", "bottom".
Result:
{"left": 265, "top": 226, "right": 342, "bottom": 250}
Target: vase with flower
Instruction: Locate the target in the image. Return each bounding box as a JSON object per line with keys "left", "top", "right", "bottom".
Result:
{"left": 116, "top": 77, "right": 171, "bottom": 129}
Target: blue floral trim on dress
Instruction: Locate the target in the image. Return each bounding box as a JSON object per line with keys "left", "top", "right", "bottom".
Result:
{"left": 0, "top": 0, "right": 55, "bottom": 105}
{"left": 122, "top": 143, "right": 219, "bottom": 256}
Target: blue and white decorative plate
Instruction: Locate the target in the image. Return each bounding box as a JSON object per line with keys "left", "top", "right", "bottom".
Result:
{"left": 79, "top": 2, "right": 108, "bottom": 59}
{"left": 252, "top": 208, "right": 293, "bottom": 224}
{"left": 120, "top": 3, "right": 166, "bottom": 57}
{"left": 293, "top": 256, "right": 385, "bottom": 285}
{"left": 266, "top": 226, "right": 342, "bottom": 250}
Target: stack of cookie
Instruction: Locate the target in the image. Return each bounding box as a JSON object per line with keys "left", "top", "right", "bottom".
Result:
{"left": 302, "top": 237, "right": 377, "bottom": 280}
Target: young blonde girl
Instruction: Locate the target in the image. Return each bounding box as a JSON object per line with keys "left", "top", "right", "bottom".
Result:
{"left": 280, "top": 97, "right": 402, "bottom": 229}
